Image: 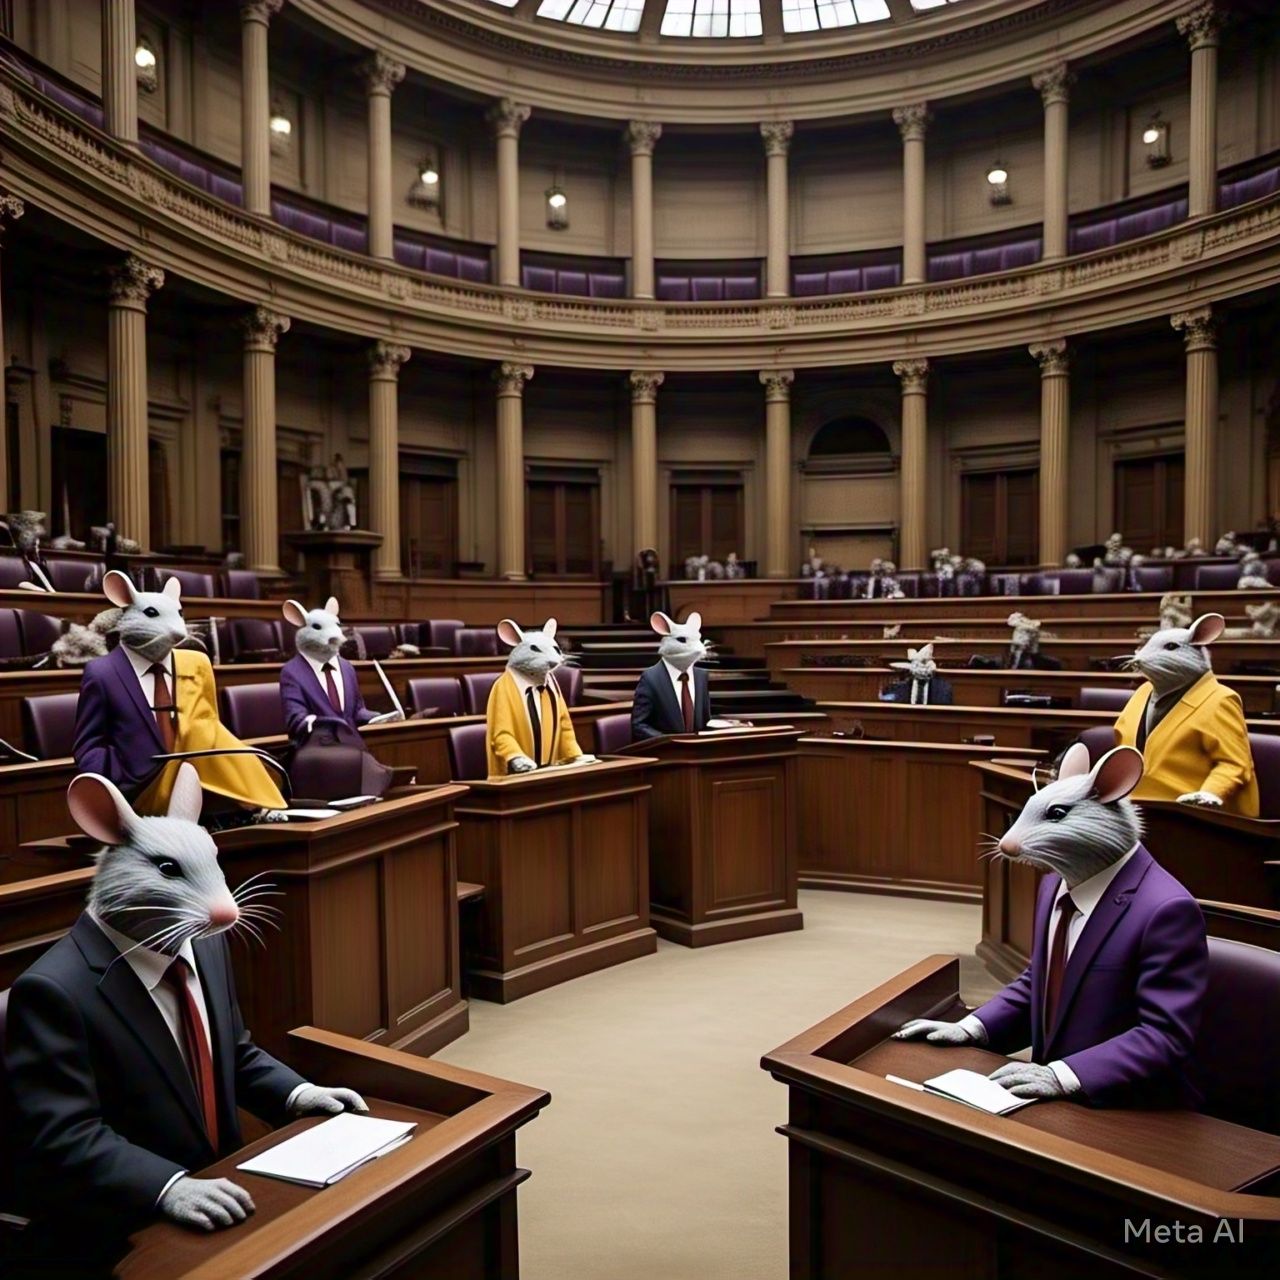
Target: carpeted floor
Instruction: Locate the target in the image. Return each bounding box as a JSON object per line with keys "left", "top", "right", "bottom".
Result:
{"left": 435, "top": 890, "right": 1000, "bottom": 1280}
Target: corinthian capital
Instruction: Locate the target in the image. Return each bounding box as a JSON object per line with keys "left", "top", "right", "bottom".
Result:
{"left": 359, "top": 52, "right": 406, "bottom": 97}
{"left": 760, "top": 121, "right": 794, "bottom": 158}
{"left": 494, "top": 362, "right": 534, "bottom": 396}
{"left": 487, "top": 98, "right": 531, "bottom": 140}
{"left": 892, "top": 103, "right": 930, "bottom": 143}
{"left": 369, "top": 340, "right": 411, "bottom": 379}
{"left": 893, "top": 358, "right": 929, "bottom": 394}
{"left": 759, "top": 369, "right": 794, "bottom": 400}
{"left": 629, "top": 370, "right": 664, "bottom": 403}
{"left": 627, "top": 121, "right": 663, "bottom": 156}
{"left": 108, "top": 255, "right": 165, "bottom": 308}
{"left": 240, "top": 0, "right": 285, "bottom": 24}
{"left": 0, "top": 193, "right": 24, "bottom": 243}
{"left": 1172, "top": 306, "right": 1217, "bottom": 350}
{"left": 1176, "top": 2, "right": 1221, "bottom": 51}
{"left": 1029, "top": 339, "right": 1070, "bottom": 376}
{"left": 1032, "top": 62, "right": 1074, "bottom": 107}
{"left": 241, "top": 306, "right": 291, "bottom": 350}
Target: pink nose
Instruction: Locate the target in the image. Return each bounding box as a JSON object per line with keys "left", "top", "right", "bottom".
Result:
{"left": 998, "top": 835, "right": 1020, "bottom": 857}
{"left": 209, "top": 901, "right": 239, "bottom": 928}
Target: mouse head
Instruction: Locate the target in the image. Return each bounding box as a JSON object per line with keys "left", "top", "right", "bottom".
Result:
{"left": 73, "top": 764, "right": 249, "bottom": 952}
{"left": 1129, "top": 612, "right": 1222, "bottom": 693}
{"left": 650, "top": 610, "right": 707, "bottom": 672}
{"left": 283, "top": 597, "right": 344, "bottom": 662}
{"left": 498, "top": 618, "right": 568, "bottom": 682}
{"left": 897, "top": 644, "right": 936, "bottom": 683}
{"left": 103, "top": 571, "right": 187, "bottom": 662}
{"left": 995, "top": 744, "right": 1144, "bottom": 887}
{"left": 1247, "top": 601, "right": 1279, "bottom": 633}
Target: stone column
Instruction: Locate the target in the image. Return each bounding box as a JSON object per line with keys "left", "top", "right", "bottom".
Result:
{"left": 361, "top": 53, "right": 406, "bottom": 261}
{"left": 760, "top": 121, "right": 794, "bottom": 299}
{"left": 760, "top": 370, "right": 795, "bottom": 577}
{"left": 494, "top": 363, "right": 533, "bottom": 580}
{"left": 240, "top": 0, "right": 284, "bottom": 218}
{"left": 629, "top": 371, "right": 663, "bottom": 558}
{"left": 106, "top": 256, "right": 164, "bottom": 551}
{"left": 102, "top": 0, "right": 139, "bottom": 144}
{"left": 1030, "top": 339, "right": 1070, "bottom": 566}
{"left": 1178, "top": 3, "right": 1222, "bottom": 218}
{"left": 627, "top": 121, "right": 662, "bottom": 300}
{"left": 893, "top": 358, "right": 929, "bottom": 570}
{"left": 240, "top": 306, "right": 290, "bottom": 574}
{"left": 488, "top": 99, "right": 531, "bottom": 289}
{"left": 893, "top": 104, "right": 930, "bottom": 287}
{"left": 368, "top": 341, "right": 411, "bottom": 579}
{"left": 1172, "top": 307, "right": 1219, "bottom": 547}
{"left": 0, "top": 195, "right": 23, "bottom": 510}
{"left": 1032, "top": 63, "right": 1073, "bottom": 262}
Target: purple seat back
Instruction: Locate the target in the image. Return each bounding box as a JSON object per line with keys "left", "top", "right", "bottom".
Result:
{"left": 656, "top": 277, "right": 692, "bottom": 302}
{"left": 458, "top": 256, "right": 491, "bottom": 284}
{"left": 22, "top": 692, "right": 80, "bottom": 759}
{"left": 1131, "top": 566, "right": 1173, "bottom": 593}
{"left": 1194, "top": 564, "right": 1242, "bottom": 591}
{"left": 863, "top": 263, "right": 901, "bottom": 290}
{"left": 1079, "top": 687, "right": 1132, "bottom": 713}
{"left": 352, "top": 625, "right": 396, "bottom": 660}
{"left": 461, "top": 672, "right": 501, "bottom": 716}
{"left": 150, "top": 567, "right": 215, "bottom": 598}
{"left": 589, "top": 273, "right": 626, "bottom": 299}
{"left": 407, "top": 677, "right": 464, "bottom": 718}
{"left": 221, "top": 570, "right": 262, "bottom": 600}
{"left": 556, "top": 666, "right": 582, "bottom": 707}
{"left": 0, "top": 609, "right": 23, "bottom": 660}
{"left": 723, "top": 276, "right": 759, "bottom": 301}
{"left": 426, "top": 247, "right": 459, "bottom": 276}
{"left": 219, "top": 682, "right": 287, "bottom": 740}
{"left": 594, "top": 713, "right": 634, "bottom": 754}
{"left": 1220, "top": 165, "right": 1280, "bottom": 210}
{"left": 231, "top": 618, "right": 284, "bottom": 659}
{"left": 1248, "top": 733, "right": 1280, "bottom": 821}
{"left": 558, "top": 270, "right": 589, "bottom": 296}
{"left": 394, "top": 238, "right": 426, "bottom": 271}
{"left": 827, "top": 267, "right": 862, "bottom": 294}
{"left": 424, "top": 619, "right": 465, "bottom": 650}
{"left": 454, "top": 627, "right": 499, "bottom": 658}
{"left": 523, "top": 265, "right": 557, "bottom": 292}
{"left": 0, "top": 557, "right": 34, "bottom": 588}
{"left": 1051, "top": 570, "right": 1095, "bottom": 595}
{"left": 691, "top": 277, "right": 724, "bottom": 302}
{"left": 44, "top": 558, "right": 103, "bottom": 593}
{"left": 447, "top": 723, "right": 489, "bottom": 781}
{"left": 793, "top": 271, "right": 828, "bottom": 297}
{"left": 1076, "top": 725, "right": 1119, "bottom": 765}
{"left": 17, "top": 611, "right": 62, "bottom": 656}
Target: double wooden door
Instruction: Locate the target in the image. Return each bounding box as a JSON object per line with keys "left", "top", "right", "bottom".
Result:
{"left": 1114, "top": 454, "right": 1184, "bottom": 550}
{"left": 670, "top": 482, "right": 744, "bottom": 566}
{"left": 960, "top": 469, "right": 1039, "bottom": 566}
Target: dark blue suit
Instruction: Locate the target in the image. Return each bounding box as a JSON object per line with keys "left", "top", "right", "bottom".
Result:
{"left": 73, "top": 645, "right": 168, "bottom": 798}
{"left": 631, "top": 662, "right": 712, "bottom": 739}
{"left": 278, "top": 653, "right": 375, "bottom": 740}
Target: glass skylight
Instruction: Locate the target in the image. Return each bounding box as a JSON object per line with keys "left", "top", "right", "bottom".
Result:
{"left": 481, "top": 0, "right": 519, "bottom": 8}
{"left": 661, "top": 0, "right": 763, "bottom": 38}
{"left": 910, "top": 0, "right": 965, "bottom": 10}
{"left": 781, "top": 0, "right": 890, "bottom": 31}
{"left": 538, "top": 0, "right": 647, "bottom": 29}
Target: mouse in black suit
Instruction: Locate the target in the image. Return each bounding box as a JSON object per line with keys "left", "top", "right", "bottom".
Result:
{"left": 631, "top": 610, "right": 714, "bottom": 739}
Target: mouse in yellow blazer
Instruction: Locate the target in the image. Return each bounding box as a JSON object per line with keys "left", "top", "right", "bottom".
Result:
{"left": 485, "top": 618, "right": 593, "bottom": 779}
{"left": 1114, "top": 612, "right": 1258, "bottom": 816}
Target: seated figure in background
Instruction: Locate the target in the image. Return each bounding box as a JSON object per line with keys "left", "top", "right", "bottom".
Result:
{"left": 879, "top": 644, "right": 953, "bottom": 706}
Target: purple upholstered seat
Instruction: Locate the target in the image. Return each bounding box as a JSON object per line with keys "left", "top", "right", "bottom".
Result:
{"left": 0, "top": 557, "right": 34, "bottom": 589}
{"left": 1194, "top": 563, "right": 1243, "bottom": 591}
{"left": 21, "top": 692, "right": 79, "bottom": 759}
{"left": 1069, "top": 220, "right": 1117, "bottom": 254}
{"left": 43, "top": 558, "right": 103, "bottom": 593}
{"left": 17, "top": 611, "right": 62, "bottom": 656}
{"left": 594, "top": 712, "right": 634, "bottom": 755}
{"left": 1220, "top": 166, "right": 1280, "bottom": 210}
{"left": 793, "top": 271, "right": 828, "bottom": 297}
{"left": 1079, "top": 687, "right": 1132, "bottom": 713}
{"left": 657, "top": 277, "right": 692, "bottom": 302}
{"left": 231, "top": 618, "right": 284, "bottom": 660}
{"left": 448, "top": 722, "right": 489, "bottom": 781}
{"left": 691, "top": 277, "right": 725, "bottom": 302}
{"left": 1248, "top": 733, "right": 1280, "bottom": 821}
{"left": 1050, "top": 570, "right": 1096, "bottom": 595}
{"left": 0, "top": 609, "right": 22, "bottom": 660}
{"left": 723, "top": 276, "right": 759, "bottom": 301}
{"left": 219, "top": 683, "right": 286, "bottom": 740}
{"left": 272, "top": 200, "right": 331, "bottom": 243}
{"left": 150, "top": 567, "right": 215, "bottom": 598}
{"left": 458, "top": 256, "right": 491, "bottom": 284}
{"left": 208, "top": 174, "right": 244, "bottom": 206}
{"left": 220, "top": 569, "right": 261, "bottom": 600}
{"left": 893, "top": 573, "right": 919, "bottom": 598}
{"left": 863, "top": 263, "right": 901, "bottom": 290}
{"left": 331, "top": 222, "right": 368, "bottom": 255}
{"left": 928, "top": 251, "right": 972, "bottom": 282}
{"left": 41, "top": 78, "right": 104, "bottom": 128}
{"left": 1019, "top": 574, "right": 1060, "bottom": 596}
{"left": 558, "top": 270, "right": 589, "bottom": 296}
{"left": 557, "top": 666, "right": 582, "bottom": 707}
{"left": 589, "top": 273, "right": 626, "bottom": 298}
{"left": 408, "top": 677, "right": 464, "bottom": 718}
{"left": 1130, "top": 565, "right": 1174, "bottom": 593}
{"left": 426, "top": 247, "right": 459, "bottom": 277}
{"left": 1076, "top": 724, "right": 1119, "bottom": 765}
{"left": 351, "top": 625, "right": 397, "bottom": 660}
{"left": 394, "top": 238, "right": 426, "bottom": 271}
{"left": 826, "top": 267, "right": 862, "bottom": 294}
{"left": 522, "top": 265, "right": 557, "bottom": 292}
{"left": 461, "top": 672, "right": 501, "bottom": 716}
{"left": 454, "top": 627, "right": 499, "bottom": 658}
{"left": 423, "top": 619, "right": 465, "bottom": 651}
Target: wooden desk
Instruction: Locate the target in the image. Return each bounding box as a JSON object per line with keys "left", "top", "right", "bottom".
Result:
{"left": 797, "top": 737, "right": 1043, "bottom": 903}
{"left": 974, "top": 761, "right": 1280, "bottom": 981}
{"left": 117, "top": 1025, "right": 549, "bottom": 1280}
{"left": 2, "top": 790, "right": 470, "bottom": 1057}
{"left": 664, "top": 578, "right": 804, "bottom": 625}
{"left": 454, "top": 758, "right": 657, "bottom": 1001}
{"left": 620, "top": 727, "right": 804, "bottom": 946}
{"left": 763, "top": 956, "right": 1280, "bottom": 1280}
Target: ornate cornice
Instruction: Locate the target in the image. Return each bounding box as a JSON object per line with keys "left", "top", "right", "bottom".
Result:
{"left": 240, "top": 0, "right": 285, "bottom": 25}
{"left": 494, "top": 362, "right": 534, "bottom": 395}
{"left": 369, "top": 339, "right": 411, "bottom": 378}
{"left": 1029, "top": 338, "right": 1069, "bottom": 375}
{"left": 241, "top": 305, "right": 291, "bottom": 350}
{"left": 893, "top": 103, "right": 930, "bottom": 143}
{"left": 760, "top": 121, "right": 795, "bottom": 158}
{"left": 627, "top": 121, "right": 662, "bottom": 157}
{"left": 1171, "top": 306, "right": 1217, "bottom": 351}
{"left": 107, "top": 254, "right": 164, "bottom": 308}
{"left": 629, "top": 370, "right": 664, "bottom": 402}
{"left": 487, "top": 98, "right": 531, "bottom": 140}
{"left": 1032, "top": 62, "right": 1074, "bottom": 107}
{"left": 759, "top": 369, "right": 795, "bottom": 400}
{"left": 359, "top": 51, "right": 406, "bottom": 97}
{"left": 1176, "top": 3, "right": 1221, "bottom": 52}
{"left": 893, "top": 358, "right": 930, "bottom": 393}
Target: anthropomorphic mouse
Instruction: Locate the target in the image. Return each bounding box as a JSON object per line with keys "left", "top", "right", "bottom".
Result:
{"left": 486, "top": 618, "right": 590, "bottom": 777}
{"left": 632, "top": 610, "right": 715, "bottom": 739}
{"left": 72, "top": 571, "right": 285, "bottom": 818}
{"left": 1237, "top": 551, "right": 1269, "bottom": 589}
{"left": 895, "top": 744, "right": 1207, "bottom": 1108}
{"left": 3, "top": 766, "right": 366, "bottom": 1271}
{"left": 1006, "top": 611, "right": 1061, "bottom": 669}
{"left": 879, "top": 644, "right": 954, "bottom": 706}
{"left": 278, "top": 597, "right": 403, "bottom": 740}
{"left": 1114, "top": 612, "right": 1258, "bottom": 815}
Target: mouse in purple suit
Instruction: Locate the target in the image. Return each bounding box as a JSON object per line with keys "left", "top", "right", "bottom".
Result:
{"left": 278, "top": 598, "right": 404, "bottom": 741}
{"left": 895, "top": 743, "right": 1207, "bottom": 1109}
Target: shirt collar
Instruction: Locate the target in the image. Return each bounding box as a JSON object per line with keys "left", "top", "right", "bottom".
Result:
{"left": 662, "top": 659, "right": 692, "bottom": 684}
{"left": 124, "top": 646, "right": 173, "bottom": 678}
{"left": 89, "top": 910, "right": 197, "bottom": 992}
{"left": 1054, "top": 844, "right": 1138, "bottom": 918}
{"left": 510, "top": 669, "right": 550, "bottom": 695}
{"left": 302, "top": 651, "right": 338, "bottom": 677}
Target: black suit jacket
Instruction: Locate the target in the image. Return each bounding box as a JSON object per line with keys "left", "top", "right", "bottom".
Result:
{"left": 4, "top": 913, "right": 305, "bottom": 1246}
{"left": 631, "top": 662, "right": 712, "bottom": 739}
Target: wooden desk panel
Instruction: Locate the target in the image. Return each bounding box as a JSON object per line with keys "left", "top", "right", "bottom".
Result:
{"left": 454, "top": 759, "right": 657, "bottom": 1002}
{"left": 368, "top": 577, "right": 607, "bottom": 625}
{"left": 797, "top": 738, "right": 1043, "bottom": 903}
{"left": 664, "top": 578, "right": 804, "bottom": 625}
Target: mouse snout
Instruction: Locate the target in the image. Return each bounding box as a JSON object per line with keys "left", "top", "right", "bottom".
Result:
{"left": 208, "top": 897, "right": 239, "bottom": 928}
{"left": 997, "top": 833, "right": 1021, "bottom": 858}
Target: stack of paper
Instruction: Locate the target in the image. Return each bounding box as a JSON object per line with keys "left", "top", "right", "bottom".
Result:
{"left": 237, "top": 1113, "right": 417, "bottom": 1188}
{"left": 888, "top": 1068, "right": 1036, "bottom": 1115}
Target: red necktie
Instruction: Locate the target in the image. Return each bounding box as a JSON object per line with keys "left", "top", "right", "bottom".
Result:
{"left": 162, "top": 957, "right": 219, "bottom": 1150}
{"left": 1043, "top": 893, "right": 1078, "bottom": 1038}
{"left": 148, "top": 662, "right": 177, "bottom": 752}
{"left": 679, "top": 672, "right": 695, "bottom": 733}
{"left": 322, "top": 661, "right": 343, "bottom": 712}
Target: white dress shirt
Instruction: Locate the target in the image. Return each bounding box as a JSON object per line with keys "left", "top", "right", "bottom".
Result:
{"left": 662, "top": 659, "right": 696, "bottom": 725}
{"left": 961, "top": 845, "right": 1139, "bottom": 1095}
{"left": 301, "top": 651, "right": 345, "bottom": 710}
{"left": 509, "top": 668, "right": 557, "bottom": 743}
{"left": 123, "top": 646, "right": 176, "bottom": 712}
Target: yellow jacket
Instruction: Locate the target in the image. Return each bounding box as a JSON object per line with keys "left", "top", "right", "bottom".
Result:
{"left": 136, "top": 649, "right": 286, "bottom": 814}
{"left": 485, "top": 669, "right": 583, "bottom": 779}
{"left": 1114, "top": 671, "right": 1259, "bottom": 817}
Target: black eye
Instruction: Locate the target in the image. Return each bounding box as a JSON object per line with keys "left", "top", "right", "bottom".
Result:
{"left": 143, "top": 606, "right": 159, "bottom": 618}
{"left": 1045, "top": 804, "right": 1071, "bottom": 822}
{"left": 1163, "top": 642, "right": 1179, "bottom": 650}
{"left": 152, "top": 858, "right": 182, "bottom": 879}
{"left": 312, "top": 622, "right": 321, "bottom": 629}
{"left": 177, "top": 609, "right": 183, "bottom": 618}
{"left": 530, "top": 644, "right": 542, "bottom": 653}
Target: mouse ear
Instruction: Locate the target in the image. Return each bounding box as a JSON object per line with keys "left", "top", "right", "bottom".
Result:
{"left": 324, "top": 596, "right": 341, "bottom": 618}
{"left": 166, "top": 763, "right": 204, "bottom": 824}
{"left": 161, "top": 577, "right": 183, "bottom": 602}
{"left": 102, "top": 570, "right": 136, "bottom": 608}
{"left": 1188, "top": 613, "right": 1224, "bottom": 646}
{"left": 542, "top": 618, "right": 558, "bottom": 640}
{"left": 1057, "top": 741, "right": 1092, "bottom": 780}
{"left": 67, "top": 773, "right": 133, "bottom": 846}
{"left": 282, "top": 600, "right": 308, "bottom": 628}
{"left": 497, "top": 619, "right": 523, "bottom": 647}
{"left": 685, "top": 611, "right": 702, "bottom": 633}
{"left": 916, "top": 643, "right": 933, "bottom": 661}
{"left": 1090, "top": 746, "right": 1144, "bottom": 803}
{"left": 650, "top": 611, "right": 674, "bottom": 636}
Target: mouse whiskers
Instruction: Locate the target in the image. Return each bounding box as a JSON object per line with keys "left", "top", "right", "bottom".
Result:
{"left": 976, "top": 831, "right": 1004, "bottom": 863}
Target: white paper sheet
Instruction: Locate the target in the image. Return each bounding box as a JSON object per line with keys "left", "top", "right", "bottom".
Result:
{"left": 237, "top": 1113, "right": 417, "bottom": 1188}
{"left": 922, "top": 1068, "right": 1035, "bottom": 1115}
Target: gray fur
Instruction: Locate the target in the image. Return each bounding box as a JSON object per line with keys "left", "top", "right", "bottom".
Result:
{"left": 1127, "top": 615, "right": 1217, "bottom": 694}
{"left": 650, "top": 610, "right": 708, "bottom": 672}
{"left": 499, "top": 618, "right": 572, "bottom": 684}
{"left": 103, "top": 570, "right": 187, "bottom": 663}
{"left": 283, "top": 597, "right": 344, "bottom": 662}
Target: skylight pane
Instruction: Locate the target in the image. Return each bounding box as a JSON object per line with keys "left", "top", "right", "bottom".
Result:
{"left": 537, "top": 0, "right": 648, "bottom": 28}
{"left": 662, "top": 0, "right": 760, "bottom": 37}
{"left": 483, "top": 0, "right": 520, "bottom": 8}
{"left": 782, "top": 0, "right": 888, "bottom": 30}
{"left": 910, "top": 0, "right": 955, "bottom": 10}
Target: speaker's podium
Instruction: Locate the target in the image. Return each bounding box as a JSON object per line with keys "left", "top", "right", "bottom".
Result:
{"left": 620, "top": 726, "right": 803, "bottom": 946}
{"left": 115, "top": 1026, "right": 549, "bottom": 1280}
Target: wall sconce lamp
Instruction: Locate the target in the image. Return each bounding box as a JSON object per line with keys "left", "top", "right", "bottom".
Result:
{"left": 1142, "top": 113, "right": 1171, "bottom": 168}
{"left": 134, "top": 38, "right": 158, "bottom": 94}
{"left": 546, "top": 183, "right": 569, "bottom": 230}
{"left": 408, "top": 155, "right": 441, "bottom": 210}
{"left": 268, "top": 103, "right": 294, "bottom": 156}
{"left": 986, "top": 160, "right": 1011, "bottom": 206}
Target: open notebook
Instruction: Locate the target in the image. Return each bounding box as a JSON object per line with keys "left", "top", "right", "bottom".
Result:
{"left": 887, "top": 1068, "right": 1037, "bottom": 1116}
{"left": 237, "top": 1113, "right": 417, "bottom": 1188}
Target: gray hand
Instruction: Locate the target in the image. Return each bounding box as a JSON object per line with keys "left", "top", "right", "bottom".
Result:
{"left": 892, "top": 1019, "right": 973, "bottom": 1045}
{"left": 988, "top": 1062, "right": 1065, "bottom": 1099}
{"left": 290, "top": 1085, "right": 369, "bottom": 1116}
{"left": 508, "top": 756, "right": 537, "bottom": 774}
{"left": 369, "top": 710, "right": 405, "bottom": 724}
{"left": 160, "top": 1176, "right": 255, "bottom": 1232}
{"left": 1176, "top": 790, "right": 1223, "bottom": 807}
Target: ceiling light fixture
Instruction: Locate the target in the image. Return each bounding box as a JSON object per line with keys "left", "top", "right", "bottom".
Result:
{"left": 986, "top": 160, "right": 1011, "bottom": 206}
{"left": 1142, "top": 113, "right": 1170, "bottom": 168}
{"left": 546, "top": 184, "right": 569, "bottom": 230}
{"left": 134, "top": 38, "right": 158, "bottom": 93}
{"left": 409, "top": 155, "right": 442, "bottom": 211}
{"left": 268, "top": 104, "right": 294, "bottom": 155}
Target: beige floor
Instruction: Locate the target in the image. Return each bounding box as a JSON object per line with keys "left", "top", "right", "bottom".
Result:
{"left": 435, "top": 890, "right": 1001, "bottom": 1280}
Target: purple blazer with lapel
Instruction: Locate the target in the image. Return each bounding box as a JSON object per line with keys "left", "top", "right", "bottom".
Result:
{"left": 73, "top": 645, "right": 168, "bottom": 798}
{"left": 279, "top": 652, "right": 374, "bottom": 739}
{"left": 971, "top": 844, "right": 1208, "bottom": 1108}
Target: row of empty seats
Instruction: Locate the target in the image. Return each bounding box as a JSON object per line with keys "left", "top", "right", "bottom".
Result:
{"left": 0, "top": 556, "right": 261, "bottom": 599}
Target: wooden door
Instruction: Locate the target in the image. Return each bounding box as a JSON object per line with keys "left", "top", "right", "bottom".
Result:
{"left": 400, "top": 474, "right": 458, "bottom": 578}
{"left": 670, "top": 483, "right": 745, "bottom": 566}
{"left": 1115, "top": 454, "right": 1184, "bottom": 550}
{"left": 51, "top": 426, "right": 107, "bottom": 542}
{"left": 148, "top": 439, "right": 171, "bottom": 550}
{"left": 527, "top": 477, "right": 600, "bottom": 577}
{"left": 961, "top": 469, "right": 1040, "bottom": 566}
{"left": 277, "top": 461, "right": 306, "bottom": 573}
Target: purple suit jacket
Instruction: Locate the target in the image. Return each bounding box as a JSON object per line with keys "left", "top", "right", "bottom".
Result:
{"left": 278, "top": 653, "right": 374, "bottom": 740}
{"left": 972, "top": 844, "right": 1207, "bottom": 1109}
{"left": 73, "top": 645, "right": 169, "bottom": 798}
